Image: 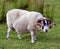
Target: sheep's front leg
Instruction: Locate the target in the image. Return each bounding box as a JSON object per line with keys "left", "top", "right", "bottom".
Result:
{"left": 30, "top": 31, "right": 36, "bottom": 43}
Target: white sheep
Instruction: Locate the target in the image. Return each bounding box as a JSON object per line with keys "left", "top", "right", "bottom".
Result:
{"left": 6, "top": 9, "right": 54, "bottom": 43}
{"left": 6, "top": 9, "right": 44, "bottom": 43}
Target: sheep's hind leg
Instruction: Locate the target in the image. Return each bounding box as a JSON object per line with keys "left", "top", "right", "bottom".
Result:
{"left": 17, "top": 31, "right": 22, "bottom": 40}
{"left": 18, "top": 34, "right": 22, "bottom": 40}
{"left": 7, "top": 27, "right": 12, "bottom": 39}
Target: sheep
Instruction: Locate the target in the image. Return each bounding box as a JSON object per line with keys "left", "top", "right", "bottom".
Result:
{"left": 6, "top": 9, "right": 55, "bottom": 43}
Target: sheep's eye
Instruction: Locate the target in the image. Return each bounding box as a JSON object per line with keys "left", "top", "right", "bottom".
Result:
{"left": 48, "top": 20, "right": 51, "bottom": 25}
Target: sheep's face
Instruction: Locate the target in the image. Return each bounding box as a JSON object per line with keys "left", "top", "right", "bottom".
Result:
{"left": 35, "top": 18, "right": 55, "bottom": 33}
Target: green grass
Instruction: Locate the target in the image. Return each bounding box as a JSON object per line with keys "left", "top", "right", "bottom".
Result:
{"left": 0, "top": 22, "right": 60, "bottom": 49}
{"left": 0, "top": 0, "right": 60, "bottom": 49}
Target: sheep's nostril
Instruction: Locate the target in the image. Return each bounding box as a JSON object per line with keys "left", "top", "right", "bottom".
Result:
{"left": 45, "top": 30, "right": 48, "bottom": 32}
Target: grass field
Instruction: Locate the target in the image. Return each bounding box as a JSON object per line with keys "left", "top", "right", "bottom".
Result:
{"left": 0, "top": 21, "right": 60, "bottom": 49}
{"left": 0, "top": 0, "right": 60, "bottom": 49}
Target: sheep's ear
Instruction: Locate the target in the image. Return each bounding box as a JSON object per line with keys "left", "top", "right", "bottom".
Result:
{"left": 47, "top": 19, "right": 56, "bottom": 28}
{"left": 34, "top": 23, "right": 41, "bottom": 30}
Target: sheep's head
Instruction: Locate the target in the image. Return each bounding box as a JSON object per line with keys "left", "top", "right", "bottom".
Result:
{"left": 35, "top": 18, "right": 56, "bottom": 33}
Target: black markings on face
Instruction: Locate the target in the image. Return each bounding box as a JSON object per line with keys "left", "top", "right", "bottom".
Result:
{"left": 37, "top": 19, "right": 51, "bottom": 29}
{"left": 43, "top": 20, "right": 47, "bottom": 25}
{"left": 42, "top": 26, "right": 44, "bottom": 29}
{"left": 48, "top": 19, "right": 51, "bottom": 25}
{"left": 41, "top": 19, "right": 51, "bottom": 29}
{"left": 43, "top": 19, "right": 51, "bottom": 26}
